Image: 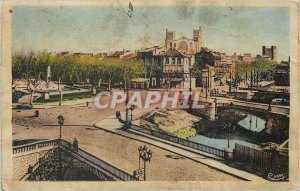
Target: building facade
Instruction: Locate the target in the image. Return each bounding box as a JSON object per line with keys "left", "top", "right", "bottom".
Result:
{"left": 273, "top": 59, "right": 290, "bottom": 86}
{"left": 137, "top": 47, "right": 196, "bottom": 89}
{"left": 137, "top": 28, "right": 202, "bottom": 89}
{"left": 195, "top": 48, "right": 235, "bottom": 81}
{"left": 165, "top": 28, "right": 202, "bottom": 55}
{"left": 262, "top": 46, "right": 277, "bottom": 62}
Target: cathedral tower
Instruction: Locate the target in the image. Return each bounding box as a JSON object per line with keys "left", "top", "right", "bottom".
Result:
{"left": 165, "top": 29, "right": 175, "bottom": 49}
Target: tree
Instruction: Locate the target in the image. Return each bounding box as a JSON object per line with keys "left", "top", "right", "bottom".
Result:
{"left": 120, "top": 59, "right": 144, "bottom": 89}
{"left": 50, "top": 56, "right": 75, "bottom": 106}
{"left": 12, "top": 52, "right": 49, "bottom": 106}
{"left": 102, "top": 58, "right": 119, "bottom": 90}
{"left": 12, "top": 52, "right": 145, "bottom": 106}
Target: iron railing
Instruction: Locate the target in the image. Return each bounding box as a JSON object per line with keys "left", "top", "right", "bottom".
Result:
{"left": 235, "top": 143, "right": 289, "bottom": 180}
{"left": 131, "top": 125, "right": 225, "bottom": 158}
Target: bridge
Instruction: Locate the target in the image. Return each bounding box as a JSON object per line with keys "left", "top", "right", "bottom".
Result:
{"left": 13, "top": 139, "right": 137, "bottom": 181}
{"left": 189, "top": 97, "right": 289, "bottom": 120}
{"left": 229, "top": 99, "right": 289, "bottom": 116}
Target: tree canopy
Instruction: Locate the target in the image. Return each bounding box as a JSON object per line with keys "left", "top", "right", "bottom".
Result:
{"left": 12, "top": 52, "right": 144, "bottom": 88}
{"left": 236, "top": 57, "right": 275, "bottom": 74}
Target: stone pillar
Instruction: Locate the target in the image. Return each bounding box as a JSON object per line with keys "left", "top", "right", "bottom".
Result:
{"left": 169, "top": 57, "right": 172, "bottom": 65}
{"left": 209, "top": 102, "right": 216, "bottom": 120}
{"left": 47, "top": 66, "right": 51, "bottom": 83}
{"left": 225, "top": 148, "right": 233, "bottom": 160}
{"left": 191, "top": 55, "right": 195, "bottom": 65}
{"left": 175, "top": 57, "right": 178, "bottom": 65}
{"left": 45, "top": 92, "right": 50, "bottom": 100}
{"left": 92, "top": 88, "right": 97, "bottom": 95}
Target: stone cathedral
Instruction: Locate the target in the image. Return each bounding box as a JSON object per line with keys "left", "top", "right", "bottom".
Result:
{"left": 164, "top": 27, "right": 202, "bottom": 55}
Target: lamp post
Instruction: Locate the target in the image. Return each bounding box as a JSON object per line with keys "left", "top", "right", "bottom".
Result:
{"left": 167, "top": 73, "right": 171, "bottom": 91}
{"left": 205, "top": 76, "right": 208, "bottom": 102}
{"left": 229, "top": 71, "right": 232, "bottom": 93}
{"left": 188, "top": 65, "right": 193, "bottom": 93}
{"left": 227, "top": 128, "right": 230, "bottom": 148}
{"left": 213, "top": 88, "right": 217, "bottom": 120}
{"left": 125, "top": 86, "right": 129, "bottom": 126}
{"left": 225, "top": 123, "right": 231, "bottom": 148}
{"left": 130, "top": 105, "right": 136, "bottom": 121}
{"left": 138, "top": 145, "right": 153, "bottom": 181}
{"left": 56, "top": 114, "right": 64, "bottom": 181}
{"left": 57, "top": 115, "right": 65, "bottom": 139}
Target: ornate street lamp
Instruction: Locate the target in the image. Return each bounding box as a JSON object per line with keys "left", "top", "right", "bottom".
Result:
{"left": 57, "top": 114, "right": 64, "bottom": 180}
{"left": 138, "top": 145, "right": 153, "bottom": 181}
{"left": 57, "top": 115, "right": 65, "bottom": 139}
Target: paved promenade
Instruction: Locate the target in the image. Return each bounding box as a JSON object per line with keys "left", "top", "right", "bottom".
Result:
{"left": 95, "top": 112, "right": 266, "bottom": 182}
{"left": 13, "top": 103, "right": 240, "bottom": 181}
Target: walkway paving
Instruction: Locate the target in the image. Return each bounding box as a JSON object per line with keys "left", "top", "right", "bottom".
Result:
{"left": 94, "top": 113, "right": 266, "bottom": 182}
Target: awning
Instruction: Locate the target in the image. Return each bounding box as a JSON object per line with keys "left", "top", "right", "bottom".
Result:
{"left": 170, "top": 78, "right": 182, "bottom": 82}
{"left": 130, "top": 78, "right": 148, "bottom": 83}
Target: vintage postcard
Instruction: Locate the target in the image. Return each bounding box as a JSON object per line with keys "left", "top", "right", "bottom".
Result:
{"left": 1, "top": 0, "right": 299, "bottom": 190}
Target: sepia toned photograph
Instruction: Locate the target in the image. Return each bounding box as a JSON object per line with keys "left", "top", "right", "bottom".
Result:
{"left": 1, "top": 0, "right": 299, "bottom": 190}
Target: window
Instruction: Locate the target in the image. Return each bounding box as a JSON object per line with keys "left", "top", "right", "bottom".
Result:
{"left": 177, "top": 58, "right": 181, "bottom": 65}
{"left": 166, "top": 58, "right": 169, "bottom": 64}
{"left": 172, "top": 58, "right": 176, "bottom": 65}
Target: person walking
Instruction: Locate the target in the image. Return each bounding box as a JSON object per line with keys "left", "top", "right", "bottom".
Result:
{"left": 73, "top": 138, "right": 79, "bottom": 152}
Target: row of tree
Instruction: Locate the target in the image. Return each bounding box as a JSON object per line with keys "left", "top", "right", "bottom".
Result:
{"left": 236, "top": 57, "right": 276, "bottom": 74}
{"left": 12, "top": 52, "right": 144, "bottom": 106}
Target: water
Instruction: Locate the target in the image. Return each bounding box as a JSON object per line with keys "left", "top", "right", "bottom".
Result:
{"left": 188, "top": 134, "right": 260, "bottom": 150}
{"left": 238, "top": 114, "right": 266, "bottom": 133}
{"left": 188, "top": 113, "right": 265, "bottom": 150}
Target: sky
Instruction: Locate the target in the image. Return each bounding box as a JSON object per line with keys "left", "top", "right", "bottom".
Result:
{"left": 12, "top": 4, "right": 290, "bottom": 61}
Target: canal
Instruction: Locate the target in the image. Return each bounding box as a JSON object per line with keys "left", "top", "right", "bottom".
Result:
{"left": 189, "top": 113, "right": 267, "bottom": 150}
{"left": 237, "top": 114, "right": 266, "bottom": 133}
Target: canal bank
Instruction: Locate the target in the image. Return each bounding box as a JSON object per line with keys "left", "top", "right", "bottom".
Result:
{"left": 138, "top": 107, "right": 288, "bottom": 155}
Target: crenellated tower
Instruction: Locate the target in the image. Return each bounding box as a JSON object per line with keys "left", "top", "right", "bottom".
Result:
{"left": 193, "top": 27, "right": 202, "bottom": 52}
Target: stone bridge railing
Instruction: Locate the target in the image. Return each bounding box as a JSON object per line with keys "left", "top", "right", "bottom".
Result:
{"left": 13, "top": 139, "right": 137, "bottom": 181}
{"left": 13, "top": 139, "right": 59, "bottom": 156}
{"left": 232, "top": 100, "right": 289, "bottom": 116}
{"left": 13, "top": 139, "right": 59, "bottom": 180}
{"left": 60, "top": 140, "right": 137, "bottom": 181}
{"left": 218, "top": 100, "right": 289, "bottom": 116}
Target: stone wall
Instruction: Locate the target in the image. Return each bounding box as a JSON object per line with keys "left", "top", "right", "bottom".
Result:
{"left": 13, "top": 150, "right": 49, "bottom": 180}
